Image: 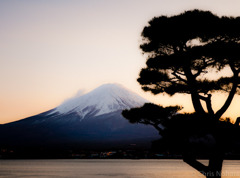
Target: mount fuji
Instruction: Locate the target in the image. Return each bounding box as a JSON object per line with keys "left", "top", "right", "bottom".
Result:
{"left": 0, "top": 84, "right": 159, "bottom": 149}
{"left": 50, "top": 83, "right": 149, "bottom": 120}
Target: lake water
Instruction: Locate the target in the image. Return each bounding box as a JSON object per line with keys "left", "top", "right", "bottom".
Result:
{"left": 0, "top": 159, "right": 240, "bottom": 178}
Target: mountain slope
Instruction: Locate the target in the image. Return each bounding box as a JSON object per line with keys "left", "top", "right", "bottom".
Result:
{"left": 0, "top": 84, "right": 159, "bottom": 149}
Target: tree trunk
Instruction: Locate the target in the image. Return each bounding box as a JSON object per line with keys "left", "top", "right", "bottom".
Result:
{"left": 184, "top": 152, "right": 224, "bottom": 178}
{"left": 190, "top": 92, "right": 206, "bottom": 115}
{"left": 183, "top": 146, "right": 224, "bottom": 178}
{"left": 206, "top": 151, "right": 224, "bottom": 178}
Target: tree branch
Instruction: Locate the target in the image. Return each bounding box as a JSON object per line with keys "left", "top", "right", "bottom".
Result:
{"left": 229, "top": 62, "right": 237, "bottom": 74}
{"left": 199, "top": 94, "right": 214, "bottom": 115}
{"left": 206, "top": 94, "right": 214, "bottom": 116}
{"left": 193, "top": 58, "right": 215, "bottom": 78}
{"left": 183, "top": 66, "right": 206, "bottom": 115}
{"left": 183, "top": 152, "right": 208, "bottom": 176}
{"left": 215, "top": 72, "right": 239, "bottom": 120}
{"left": 193, "top": 68, "right": 203, "bottom": 78}
{"left": 139, "top": 121, "right": 164, "bottom": 135}
{"left": 176, "top": 71, "right": 185, "bottom": 76}
{"left": 172, "top": 71, "right": 187, "bottom": 83}
{"left": 198, "top": 94, "right": 207, "bottom": 101}
{"left": 153, "top": 124, "right": 164, "bottom": 135}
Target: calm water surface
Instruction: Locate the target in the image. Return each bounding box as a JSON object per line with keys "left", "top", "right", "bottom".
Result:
{"left": 0, "top": 159, "right": 240, "bottom": 178}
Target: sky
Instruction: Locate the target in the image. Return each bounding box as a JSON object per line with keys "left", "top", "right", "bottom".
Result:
{"left": 1, "top": 0, "right": 240, "bottom": 124}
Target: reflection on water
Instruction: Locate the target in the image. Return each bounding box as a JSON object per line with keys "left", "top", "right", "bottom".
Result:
{"left": 0, "top": 159, "right": 239, "bottom": 178}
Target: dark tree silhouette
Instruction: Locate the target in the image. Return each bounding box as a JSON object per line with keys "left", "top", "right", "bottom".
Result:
{"left": 122, "top": 103, "right": 181, "bottom": 135}
{"left": 123, "top": 10, "right": 240, "bottom": 178}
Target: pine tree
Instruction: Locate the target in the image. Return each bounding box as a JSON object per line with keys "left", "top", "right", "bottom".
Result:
{"left": 124, "top": 10, "right": 240, "bottom": 178}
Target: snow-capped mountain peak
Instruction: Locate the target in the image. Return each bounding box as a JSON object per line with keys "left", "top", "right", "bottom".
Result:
{"left": 0, "top": 83, "right": 158, "bottom": 150}
{"left": 51, "top": 83, "right": 148, "bottom": 119}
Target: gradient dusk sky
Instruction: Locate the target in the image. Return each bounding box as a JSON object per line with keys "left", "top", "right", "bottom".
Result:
{"left": 1, "top": 0, "right": 240, "bottom": 124}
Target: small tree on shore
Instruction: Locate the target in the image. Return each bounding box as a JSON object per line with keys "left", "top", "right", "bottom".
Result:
{"left": 123, "top": 10, "right": 240, "bottom": 178}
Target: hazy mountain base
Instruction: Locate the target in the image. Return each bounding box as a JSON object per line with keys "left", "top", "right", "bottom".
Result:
{"left": 0, "top": 110, "right": 159, "bottom": 150}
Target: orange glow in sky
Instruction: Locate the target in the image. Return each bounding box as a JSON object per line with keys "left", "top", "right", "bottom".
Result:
{"left": 1, "top": 0, "right": 240, "bottom": 124}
